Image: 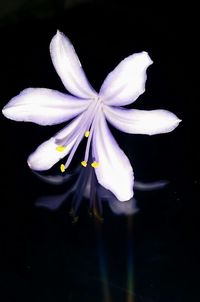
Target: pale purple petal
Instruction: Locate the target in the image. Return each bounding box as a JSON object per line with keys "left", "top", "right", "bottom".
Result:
{"left": 92, "top": 111, "right": 134, "bottom": 202}
{"left": 28, "top": 114, "right": 82, "bottom": 170}
{"left": 99, "top": 52, "right": 153, "bottom": 106}
{"left": 104, "top": 106, "right": 181, "bottom": 135}
{"left": 50, "top": 30, "right": 97, "bottom": 99}
{"left": 2, "top": 88, "right": 90, "bottom": 125}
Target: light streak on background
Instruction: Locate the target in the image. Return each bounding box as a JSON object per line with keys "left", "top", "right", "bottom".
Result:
{"left": 95, "top": 221, "right": 112, "bottom": 302}
{"left": 126, "top": 216, "right": 135, "bottom": 302}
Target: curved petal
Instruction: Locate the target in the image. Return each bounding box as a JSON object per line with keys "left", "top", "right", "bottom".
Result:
{"left": 99, "top": 51, "right": 153, "bottom": 106}
{"left": 2, "top": 88, "right": 90, "bottom": 125}
{"left": 50, "top": 30, "right": 97, "bottom": 99}
{"left": 92, "top": 111, "right": 134, "bottom": 202}
{"left": 27, "top": 114, "right": 82, "bottom": 170}
{"left": 104, "top": 106, "right": 181, "bottom": 135}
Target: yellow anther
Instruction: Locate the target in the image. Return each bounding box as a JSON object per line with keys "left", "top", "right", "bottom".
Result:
{"left": 56, "top": 145, "right": 66, "bottom": 152}
{"left": 85, "top": 131, "right": 90, "bottom": 138}
{"left": 91, "top": 161, "right": 99, "bottom": 168}
{"left": 60, "top": 164, "right": 66, "bottom": 173}
{"left": 81, "top": 161, "right": 87, "bottom": 167}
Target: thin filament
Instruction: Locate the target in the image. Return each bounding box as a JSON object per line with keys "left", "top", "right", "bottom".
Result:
{"left": 55, "top": 101, "right": 96, "bottom": 147}
{"left": 84, "top": 105, "right": 101, "bottom": 163}
{"left": 64, "top": 100, "right": 101, "bottom": 169}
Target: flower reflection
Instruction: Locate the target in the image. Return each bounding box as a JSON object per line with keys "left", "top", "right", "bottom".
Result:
{"left": 35, "top": 156, "right": 168, "bottom": 222}
{"left": 35, "top": 157, "right": 137, "bottom": 221}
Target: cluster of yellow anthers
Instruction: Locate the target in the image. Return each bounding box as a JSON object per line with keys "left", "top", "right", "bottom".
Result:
{"left": 56, "top": 130, "right": 100, "bottom": 173}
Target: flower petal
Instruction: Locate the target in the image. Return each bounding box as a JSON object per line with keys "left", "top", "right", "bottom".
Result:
{"left": 28, "top": 114, "right": 82, "bottom": 170}
{"left": 92, "top": 111, "right": 134, "bottom": 201}
{"left": 99, "top": 52, "right": 153, "bottom": 106}
{"left": 50, "top": 30, "right": 97, "bottom": 99}
{"left": 104, "top": 106, "right": 181, "bottom": 135}
{"left": 2, "top": 88, "right": 90, "bottom": 125}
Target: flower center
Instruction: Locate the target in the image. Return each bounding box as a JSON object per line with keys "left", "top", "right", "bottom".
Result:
{"left": 56, "top": 97, "right": 102, "bottom": 172}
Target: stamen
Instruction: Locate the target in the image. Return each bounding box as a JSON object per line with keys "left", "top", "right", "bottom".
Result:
{"left": 63, "top": 119, "right": 91, "bottom": 170}
{"left": 91, "top": 137, "right": 99, "bottom": 165}
{"left": 55, "top": 101, "right": 96, "bottom": 147}
{"left": 91, "top": 161, "right": 100, "bottom": 168}
{"left": 85, "top": 131, "right": 90, "bottom": 138}
{"left": 81, "top": 161, "right": 87, "bottom": 167}
{"left": 63, "top": 99, "right": 102, "bottom": 170}
{"left": 60, "top": 164, "right": 66, "bottom": 173}
{"left": 83, "top": 106, "right": 101, "bottom": 163}
{"left": 56, "top": 145, "right": 67, "bottom": 152}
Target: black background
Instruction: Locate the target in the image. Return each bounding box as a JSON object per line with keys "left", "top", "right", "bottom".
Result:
{"left": 0, "top": 1, "right": 199, "bottom": 301}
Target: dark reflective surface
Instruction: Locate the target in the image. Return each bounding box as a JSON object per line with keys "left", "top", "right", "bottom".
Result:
{"left": 0, "top": 2, "right": 198, "bottom": 301}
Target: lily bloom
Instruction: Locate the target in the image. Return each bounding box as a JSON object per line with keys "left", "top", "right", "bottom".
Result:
{"left": 2, "top": 31, "right": 181, "bottom": 201}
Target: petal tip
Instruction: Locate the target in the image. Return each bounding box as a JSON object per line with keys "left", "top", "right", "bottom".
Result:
{"left": 174, "top": 118, "right": 182, "bottom": 128}
{"left": 27, "top": 154, "right": 37, "bottom": 170}
{"left": 27, "top": 154, "right": 40, "bottom": 171}
{"left": 2, "top": 106, "right": 13, "bottom": 120}
{"left": 2, "top": 107, "right": 7, "bottom": 117}
{"left": 165, "top": 115, "right": 182, "bottom": 134}
{"left": 50, "top": 29, "right": 63, "bottom": 48}
{"left": 118, "top": 191, "right": 134, "bottom": 202}
{"left": 27, "top": 159, "right": 32, "bottom": 169}
{"left": 55, "top": 29, "right": 64, "bottom": 40}
{"left": 142, "top": 51, "right": 153, "bottom": 65}
{"left": 115, "top": 189, "right": 134, "bottom": 203}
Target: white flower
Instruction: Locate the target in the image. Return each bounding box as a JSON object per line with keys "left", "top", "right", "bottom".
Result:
{"left": 2, "top": 31, "right": 181, "bottom": 201}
